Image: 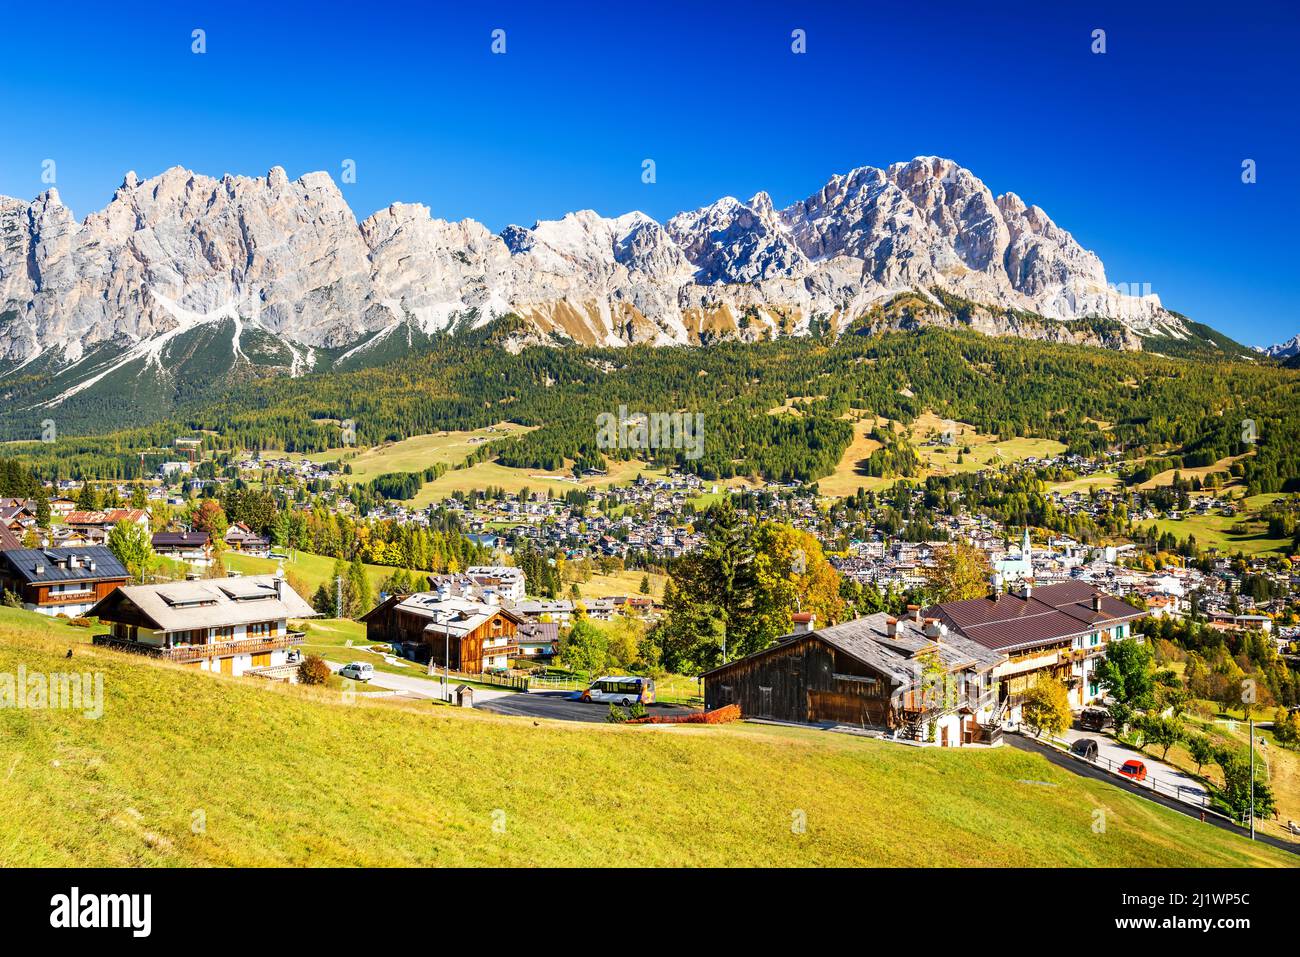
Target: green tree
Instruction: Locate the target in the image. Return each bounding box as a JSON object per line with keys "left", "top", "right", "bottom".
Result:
{"left": 107, "top": 520, "right": 155, "bottom": 583}
{"left": 1187, "top": 733, "right": 1215, "bottom": 774}
{"left": 1216, "top": 751, "right": 1276, "bottom": 824}
{"left": 75, "top": 482, "right": 99, "bottom": 510}
{"left": 1137, "top": 714, "right": 1184, "bottom": 760}
{"left": 1096, "top": 637, "right": 1156, "bottom": 709}
{"left": 561, "top": 618, "right": 609, "bottom": 676}
{"left": 639, "top": 574, "right": 651, "bottom": 595}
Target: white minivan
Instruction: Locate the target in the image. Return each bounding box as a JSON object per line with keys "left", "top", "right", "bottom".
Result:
{"left": 582, "top": 676, "right": 655, "bottom": 707}
{"left": 338, "top": 662, "right": 375, "bottom": 682}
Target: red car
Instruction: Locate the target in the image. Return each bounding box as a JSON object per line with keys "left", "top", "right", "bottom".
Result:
{"left": 1119, "top": 759, "right": 1147, "bottom": 782}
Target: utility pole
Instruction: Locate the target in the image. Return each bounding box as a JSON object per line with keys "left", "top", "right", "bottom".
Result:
{"left": 1249, "top": 717, "right": 1256, "bottom": 840}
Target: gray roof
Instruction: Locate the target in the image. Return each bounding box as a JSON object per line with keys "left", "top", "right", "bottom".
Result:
{"left": 377, "top": 592, "right": 522, "bottom": 638}
{"left": 703, "top": 612, "right": 1002, "bottom": 685}
{"left": 805, "top": 614, "right": 1003, "bottom": 686}
{"left": 0, "top": 546, "right": 128, "bottom": 585}
{"left": 89, "top": 574, "right": 317, "bottom": 633}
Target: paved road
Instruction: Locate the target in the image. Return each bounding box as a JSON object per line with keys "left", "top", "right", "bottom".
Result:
{"left": 478, "top": 691, "right": 698, "bottom": 724}
{"left": 1059, "top": 727, "right": 1208, "bottom": 803}
{"left": 324, "top": 659, "right": 514, "bottom": 703}
{"left": 1007, "top": 734, "right": 1300, "bottom": 857}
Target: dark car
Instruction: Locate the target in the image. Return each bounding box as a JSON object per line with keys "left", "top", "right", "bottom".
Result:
{"left": 1070, "top": 738, "right": 1099, "bottom": 760}
{"left": 1078, "top": 707, "right": 1110, "bottom": 731}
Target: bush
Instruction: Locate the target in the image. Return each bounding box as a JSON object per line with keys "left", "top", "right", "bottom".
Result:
{"left": 606, "top": 703, "right": 628, "bottom": 724}
{"left": 627, "top": 703, "right": 742, "bottom": 725}
{"left": 627, "top": 701, "right": 648, "bottom": 720}
{"left": 297, "top": 654, "right": 331, "bottom": 686}
{"left": 69, "top": 617, "right": 93, "bottom": 628}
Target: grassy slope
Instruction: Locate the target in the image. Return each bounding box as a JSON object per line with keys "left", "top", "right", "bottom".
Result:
{"left": 0, "top": 610, "right": 1291, "bottom": 867}
{"left": 1137, "top": 493, "right": 1290, "bottom": 555}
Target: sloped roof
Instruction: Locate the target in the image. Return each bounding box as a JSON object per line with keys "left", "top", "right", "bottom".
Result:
{"left": 0, "top": 546, "right": 128, "bottom": 585}
{"left": 703, "top": 613, "right": 1001, "bottom": 684}
{"left": 924, "top": 581, "right": 1142, "bottom": 652}
{"left": 89, "top": 574, "right": 317, "bottom": 633}
{"left": 366, "top": 592, "right": 523, "bottom": 638}
{"left": 0, "top": 525, "right": 22, "bottom": 551}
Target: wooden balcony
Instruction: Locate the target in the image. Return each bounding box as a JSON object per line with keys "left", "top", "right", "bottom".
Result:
{"left": 94, "top": 632, "right": 304, "bottom": 663}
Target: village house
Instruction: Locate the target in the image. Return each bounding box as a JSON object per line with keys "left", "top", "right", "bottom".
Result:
{"left": 463, "top": 565, "right": 527, "bottom": 602}
{"left": 0, "top": 546, "right": 130, "bottom": 617}
{"left": 151, "top": 530, "right": 212, "bottom": 565}
{"left": 89, "top": 574, "right": 316, "bottom": 676}
{"left": 360, "top": 593, "right": 522, "bottom": 674}
{"left": 224, "top": 522, "right": 271, "bottom": 556}
{"left": 703, "top": 612, "right": 1004, "bottom": 746}
{"left": 515, "top": 620, "right": 559, "bottom": 660}
{"left": 924, "top": 580, "right": 1145, "bottom": 715}
{"left": 512, "top": 598, "right": 575, "bottom": 626}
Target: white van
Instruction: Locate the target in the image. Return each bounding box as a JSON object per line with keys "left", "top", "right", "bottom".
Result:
{"left": 582, "top": 676, "right": 655, "bottom": 706}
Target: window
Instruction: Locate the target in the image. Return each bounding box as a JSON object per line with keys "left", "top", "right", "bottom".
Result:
{"left": 1089, "top": 632, "right": 1099, "bottom": 646}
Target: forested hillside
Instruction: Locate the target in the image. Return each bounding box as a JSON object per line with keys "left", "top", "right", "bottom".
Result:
{"left": 6, "top": 321, "right": 1299, "bottom": 497}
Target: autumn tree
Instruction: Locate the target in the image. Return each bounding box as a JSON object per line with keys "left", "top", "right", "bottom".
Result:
{"left": 1021, "top": 676, "right": 1071, "bottom": 737}
{"left": 925, "top": 541, "right": 992, "bottom": 602}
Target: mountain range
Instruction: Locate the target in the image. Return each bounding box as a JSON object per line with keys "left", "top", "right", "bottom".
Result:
{"left": 0, "top": 156, "right": 1252, "bottom": 428}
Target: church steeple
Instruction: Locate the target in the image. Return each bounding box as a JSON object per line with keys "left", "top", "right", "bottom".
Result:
{"left": 1022, "top": 527, "right": 1032, "bottom": 559}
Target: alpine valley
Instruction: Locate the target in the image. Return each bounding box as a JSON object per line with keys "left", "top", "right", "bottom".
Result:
{"left": 0, "top": 156, "right": 1260, "bottom": 437}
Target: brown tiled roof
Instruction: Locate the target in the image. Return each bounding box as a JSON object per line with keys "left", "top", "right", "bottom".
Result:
{"left": 924, "top": 581, "right": 1142, "bottom": 652}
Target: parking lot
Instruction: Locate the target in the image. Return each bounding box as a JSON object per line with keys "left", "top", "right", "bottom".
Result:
{"left": 478, "top": 691, "right": 699, "bottom": 724}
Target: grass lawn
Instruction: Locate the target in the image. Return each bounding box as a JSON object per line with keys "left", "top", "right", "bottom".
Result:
{"left": 813, "top": 411, "right": 1066, "bottom": 498}
{"left": 1137, "top": 494, "right": 1291, "bottom": 555}
{"left": 288, "top": 423, "right": 535, "bottom": 481}
{"left": 1151, "top": 705, "right": 1300, "bottom": 844}
{"left": 292, "top": 617, "right": 513, "bottom": 694}
{"left": 0, "top": 611, "right": 1291, "bottom": 866}
{"left": 568, "top": 569, "right": 666, "bottom": 601}
{"left": 409, "top": 458, "right": 669, "bottom": 505}
{"left": 224, "top": 550, "right": 403, "bottom": 601}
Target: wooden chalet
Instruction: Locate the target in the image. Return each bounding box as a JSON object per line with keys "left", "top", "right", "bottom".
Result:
{"left": 360, "top": 593, "right": 523, "bottom": 674}
{"left": 0, "top": 546, "right": 130, "bottom": 617}
{"left": 89, "top": 574, "right": 317, "bottom": 677}
{"left": 703, "top": 612, "right": 1003, "bottom": 745}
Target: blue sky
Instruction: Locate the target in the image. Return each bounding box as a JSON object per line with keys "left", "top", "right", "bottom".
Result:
{"left": 2, "top": 0, "right": 1296, "bottom": 345}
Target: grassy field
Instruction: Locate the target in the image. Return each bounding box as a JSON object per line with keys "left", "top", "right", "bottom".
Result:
{"left": 1137, "top": 494, "right": 1290, "bottom": 555}
{"left": 0, "top": 609, "right": 1291, "bottom": 866}
{"left": 289, "top": 423, "right": 535, "bottom": 481}
{"left": 224, "top": 550, "right": 405, "bottom": 600}
{"left": 568, "top": 569, "right": 667, "bottom": 601}
{"left": 814, "top": 411, "right": 1066, "bottom": 498}
{"left": 410, "top": 459, "right": 670, "bottom": 505}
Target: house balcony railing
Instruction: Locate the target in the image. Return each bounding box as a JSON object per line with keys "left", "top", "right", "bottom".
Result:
{"left": 93, "top": 632, "right": 305, "bottom": 663}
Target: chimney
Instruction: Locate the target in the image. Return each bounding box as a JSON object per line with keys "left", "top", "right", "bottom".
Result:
{"left": 886, "top": 616, "right": 898, "bottom": 638}
{"left": 275, "top": 576, "right": 284, "bottom": 601}
{"left": 34, "top": 563, "right": 44, "bottom": 576}
{"left": 87, "top": 559, "right": 96, "bottom": 572}
{"left": 1091, "top": 593, "right": 1102, "bottom": 612}
{"left": 792, "top": 612, "right": 816, "bottom": 634}
{"left": 923, "top": 617, "right": 946, "bottom": 639}
{"left": 909, "top": 604, "right": 922, "bottom": 624}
